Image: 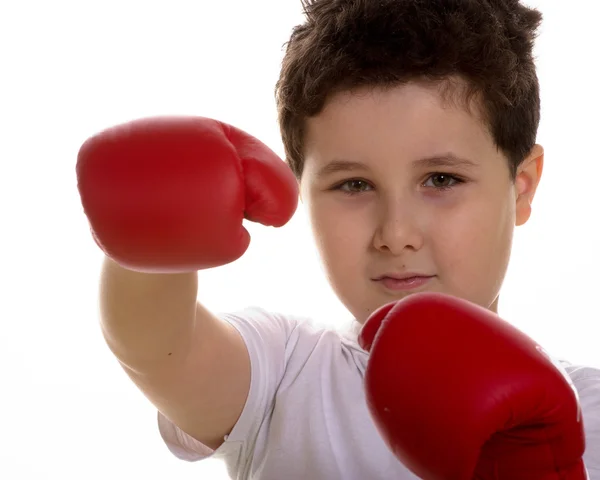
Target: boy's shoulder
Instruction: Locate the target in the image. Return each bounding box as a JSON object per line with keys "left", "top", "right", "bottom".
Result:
{"left": 218, "top": 306, "right": 368, "bottom": 376}
{"left": 561, "top": 361, "right": 600, "bottom": 379}
{"left": 560, "top": 362, "right": 600, "bottom": 474}
{"left": 219, "top": 305, "right": 362, "bottom": 345}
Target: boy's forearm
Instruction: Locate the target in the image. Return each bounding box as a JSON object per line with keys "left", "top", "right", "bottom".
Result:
{"left": 99, "top": 257, "right": 199, "bottom": 373}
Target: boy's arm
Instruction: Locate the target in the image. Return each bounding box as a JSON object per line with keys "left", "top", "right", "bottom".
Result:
{"left": 77, "top": 116, "right": 298, "bottom": 451}
{"left": 100, "top": 258, "right": 250, "bottom": 450}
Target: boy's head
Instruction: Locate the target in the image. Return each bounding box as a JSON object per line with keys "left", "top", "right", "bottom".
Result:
{"left": 275, "top": 0, "right": 545, "bottom": 323}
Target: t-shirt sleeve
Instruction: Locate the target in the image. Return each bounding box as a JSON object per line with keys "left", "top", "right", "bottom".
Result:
{"left": 157, "top": 306, "right": 303, "bottom": 463}
{"left": 564, "top": 363, "right": 600, "bottom": 478}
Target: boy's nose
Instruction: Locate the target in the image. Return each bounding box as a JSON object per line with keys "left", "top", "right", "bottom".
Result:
{"left": 372, "top": 201, "right": 425, "bottom": 255}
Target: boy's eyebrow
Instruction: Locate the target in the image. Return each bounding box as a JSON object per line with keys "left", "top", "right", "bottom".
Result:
{"left": 315, "top": 159, "right": 370, "bottom": 178}
{"left": 315, "top": 153, "right": 478, "bottom": 178}
{"left": 415, "top": 153, "right": 479, "bottom": 169}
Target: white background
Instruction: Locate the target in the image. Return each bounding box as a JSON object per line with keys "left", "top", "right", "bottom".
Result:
{"left": 1, "top": 0, "right": 598, "bottom": 478}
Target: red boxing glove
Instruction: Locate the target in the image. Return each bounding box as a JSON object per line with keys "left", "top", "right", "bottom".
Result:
{"left": 76, "top": 116, "right": 298, "bottom": 273}
{"left": 359, "top": 292, "right": 587, "bottom": 480}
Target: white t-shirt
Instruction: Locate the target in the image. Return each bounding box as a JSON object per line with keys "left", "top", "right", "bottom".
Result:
{"left": 157, "top": 307, "right": 600, "bottom": 480}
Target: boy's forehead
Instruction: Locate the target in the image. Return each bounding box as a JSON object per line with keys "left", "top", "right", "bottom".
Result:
{"left": 304, "top": 82, "right": 492, "bottom": 158}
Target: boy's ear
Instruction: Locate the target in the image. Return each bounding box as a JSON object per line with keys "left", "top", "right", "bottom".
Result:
{"left": 515, "top": 144, "right": 544, "bottom": 226}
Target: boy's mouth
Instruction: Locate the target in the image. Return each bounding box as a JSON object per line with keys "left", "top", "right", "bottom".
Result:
{"left": 373, "top": 274, "right": 435, "bottom": 291}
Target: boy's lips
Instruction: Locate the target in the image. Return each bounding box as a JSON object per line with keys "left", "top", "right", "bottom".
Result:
{"left": 372, "top": 274, "right": 435, "bottom": 291}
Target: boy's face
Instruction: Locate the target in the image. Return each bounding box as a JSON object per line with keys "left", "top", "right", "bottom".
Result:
{"left": 300, "top": 81, "right": 543, "bottom": 323}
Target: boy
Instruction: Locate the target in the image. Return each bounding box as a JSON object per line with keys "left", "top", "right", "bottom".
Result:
{"left": 76, "top": 0, "right": 600, "bottom": 478}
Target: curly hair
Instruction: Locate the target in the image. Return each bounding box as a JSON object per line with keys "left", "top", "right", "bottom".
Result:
{"left": 275, "top": 0, "right": 543, "bottom": 180}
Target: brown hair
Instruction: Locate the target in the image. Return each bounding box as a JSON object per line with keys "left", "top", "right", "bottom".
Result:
{"left": 275, "top": 0, "right": 543, "bottom": 180}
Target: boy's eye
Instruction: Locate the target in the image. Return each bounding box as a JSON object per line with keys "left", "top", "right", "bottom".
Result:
{"left": 335, "top": 179, "right": 373, "bottom": 194}
{"left": 424, "top": 173, "right": 462, "bottom": 189}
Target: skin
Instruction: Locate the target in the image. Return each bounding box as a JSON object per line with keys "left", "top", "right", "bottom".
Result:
{"left": 299, "top": 80, "right": 544, "bottom": 324}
